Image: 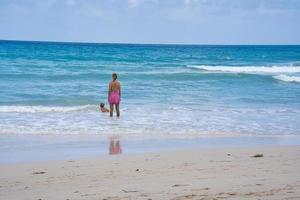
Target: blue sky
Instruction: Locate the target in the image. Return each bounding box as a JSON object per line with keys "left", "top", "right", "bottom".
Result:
{"left": 0, "top": 0, "right": 299, "bottom": 44}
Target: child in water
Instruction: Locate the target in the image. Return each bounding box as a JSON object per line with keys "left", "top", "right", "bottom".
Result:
{"left": 100, "top": 102, "right": 109, "bottom": 112}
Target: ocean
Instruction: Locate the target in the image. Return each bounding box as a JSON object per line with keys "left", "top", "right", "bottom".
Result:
{"left": 1, "top": 40, "right": 300, "bottom": 137}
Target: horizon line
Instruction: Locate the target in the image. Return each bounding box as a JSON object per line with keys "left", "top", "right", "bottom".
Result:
{"left": 1, "top": 39, "right": 300, "bottom": 46}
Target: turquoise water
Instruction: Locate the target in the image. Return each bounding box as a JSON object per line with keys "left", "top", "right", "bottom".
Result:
{"left": 1, "top": 41, "right": 300, "bottom": 136}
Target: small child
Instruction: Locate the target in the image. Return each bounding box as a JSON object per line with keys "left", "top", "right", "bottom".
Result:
{"left": 100, "top": 102, "right": 109, "bottom": 112}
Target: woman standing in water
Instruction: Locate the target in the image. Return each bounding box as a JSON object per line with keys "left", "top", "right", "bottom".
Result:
{"left": 108, "top": 73, "right": 121, "bottom": 117}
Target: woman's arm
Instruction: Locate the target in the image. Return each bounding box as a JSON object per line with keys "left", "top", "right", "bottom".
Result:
{"left": 108, "top": 82, "right": 111, "bottom": 100}
{"left": 119, "top": 83, "right": 121, "bottom": 99}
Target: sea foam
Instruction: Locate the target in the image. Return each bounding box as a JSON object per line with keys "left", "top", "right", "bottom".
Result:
{"left": 0, "top": 105, "right": 94, "bottom": 113}
{"left": 187, "top": 65, "right": 300, "bottom": 74}
{"left": 273, "top": 75, "right": 300, "bottom": 83}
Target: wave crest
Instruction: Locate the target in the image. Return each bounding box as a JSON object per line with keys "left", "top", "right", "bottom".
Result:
{"left": 273, "top": 75, "right": 300, "bottom": 83}
{"left": 0, "top": 105, "right": 94, "bottom": 113}
{"left": 187, "top": 65, "right": 300, "bottom": 74}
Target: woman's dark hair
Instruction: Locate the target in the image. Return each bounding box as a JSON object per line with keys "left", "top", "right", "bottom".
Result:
{"left": 100, "top": 103, "right": 105, "bottom": 108}
{"left": 112, "top": 73, "right": 117, "bottom": 80}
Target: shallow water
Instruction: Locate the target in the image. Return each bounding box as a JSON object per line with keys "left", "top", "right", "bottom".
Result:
{"left": 1, "top": 41, "right": 300, "bottom": 136}
{"left": 1, "top": 134, "right": 300, "bottom": 163}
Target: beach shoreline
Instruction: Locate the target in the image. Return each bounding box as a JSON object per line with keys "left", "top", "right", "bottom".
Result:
{"left": 1, "top": 145, "right": 300, "bottom": 199}
{"left": 1, "top": 134, "right": 300, "bottom": 164}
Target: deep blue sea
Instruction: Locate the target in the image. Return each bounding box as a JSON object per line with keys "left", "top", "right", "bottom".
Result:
{"left": 1, "top": 41, "right": 300, "bottom": 136}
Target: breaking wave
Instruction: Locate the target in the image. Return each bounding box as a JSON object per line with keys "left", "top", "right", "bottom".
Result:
{"left": 187, "top": 65, "right": 300, "bottom": 74}
{"left": 273, "top": 75, "right": 300, "bottom": 83}
{"left": 0, "top": 105, "right": 94, "bottom": 113}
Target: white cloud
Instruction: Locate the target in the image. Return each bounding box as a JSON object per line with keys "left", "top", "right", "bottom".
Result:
{"left": 66, "top": 0, "right": 76, "bottom": 6}
{"left": 127, "top": 0, "right": 159, "bottom": 8}
{"left": 128, "top": 0, "right": 139, "bottom": 7}
{"left": 184, "top": 0, "right": 204, "bottom": 5}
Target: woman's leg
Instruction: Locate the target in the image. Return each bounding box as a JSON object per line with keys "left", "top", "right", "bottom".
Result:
{"left": 116, "top": 103, "right": 120, "bottom": 117}
{"left": 110, "top": 104, "right": 114, "bottom": 117}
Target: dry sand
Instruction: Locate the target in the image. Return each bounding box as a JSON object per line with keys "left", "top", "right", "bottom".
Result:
{"left": 1, "top": 146, "right": 300, "bottom": 200}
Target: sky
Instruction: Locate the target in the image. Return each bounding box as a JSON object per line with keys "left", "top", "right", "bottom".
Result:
{"left": 0, "top": 0, "right": 299, "bottom": 44}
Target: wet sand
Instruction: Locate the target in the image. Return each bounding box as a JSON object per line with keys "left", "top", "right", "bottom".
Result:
{"left": 1, "top": 145, "right": 300, "bottom": 200}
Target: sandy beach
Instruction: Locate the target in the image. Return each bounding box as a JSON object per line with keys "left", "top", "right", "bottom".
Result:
{"left": 1, "top": 145, "right": 300, "bottom": 200}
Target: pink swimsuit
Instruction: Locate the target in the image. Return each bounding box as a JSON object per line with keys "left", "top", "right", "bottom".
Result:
{"left": 109, "top": 91, "right": 120, "bottom": 105}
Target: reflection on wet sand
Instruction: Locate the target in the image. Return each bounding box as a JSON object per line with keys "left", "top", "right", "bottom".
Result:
{"left": 109, "top": 137, "right": 122, "bottom": 155}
